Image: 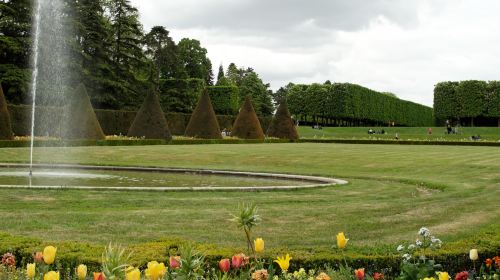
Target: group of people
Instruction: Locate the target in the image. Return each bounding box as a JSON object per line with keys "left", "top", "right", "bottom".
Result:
{"left": 367, "top": 128, "right": 386, "bottom": 135}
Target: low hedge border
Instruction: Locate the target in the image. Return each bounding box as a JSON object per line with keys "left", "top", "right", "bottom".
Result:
{"left": 0, "top": 138, "right": 499, "bottom": 148}
{"left": 1, "top": 229, "right": 499, "bottom": 277}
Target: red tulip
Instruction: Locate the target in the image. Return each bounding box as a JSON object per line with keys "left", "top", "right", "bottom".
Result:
{"left": 231, "top": 254, "right": 243, "bottom": 269}
{"left": 355, "top": 268, "right": 365, "bottom": 280}
{"left": 93, "top": 272, "right": 105, "bottom": 280}
{"left": 454, "top": 271, "right": 468, "bottom": 280}
{"left": 219, "top": 258, "right": 230, "bottom": 273}
{"left": 169, "top": 256, "right": 181, "bottom": 269}
{"left": 34, "top": 252, "right": 43, "bottom": 263}
{"left": 373, "top": 272, "right": 384, "bottom": 280}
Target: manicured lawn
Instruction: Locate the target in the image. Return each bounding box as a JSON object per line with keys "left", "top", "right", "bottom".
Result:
{"left": 297, "top": 126, "right": 500, "bottom": 141}
{"left": 0, "top": 143, "right": 498, "bottom": 251}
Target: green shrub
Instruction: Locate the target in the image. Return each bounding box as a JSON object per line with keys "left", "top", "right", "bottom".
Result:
{"left": 184, "top": 90, "right": 222, "bottom": 139}
{"left": 0, "top": 83, "right": 13, "bottom": 140}
{"left": 231, "top": 96, "right": 265, "bottom": 139}
{"left": 207, "top": 86, "right": 239, "bottom": 115}
{"left": 266, "top": 100, "right": 299, "bottom": 140}
{"left": 127, "top": 91, "right": 172, "bottom": 141}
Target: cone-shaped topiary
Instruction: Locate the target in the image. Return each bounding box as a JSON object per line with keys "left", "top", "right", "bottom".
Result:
{"left": 231, "top": 96, "right": 264, "bottom": 139}
{"left": 185, "top": 89, "right": 222, "bottom": 139}
{"left": 0, "top": 83, "right": 13, "bottom": 140}
{"left": 63, "top": 84, "right": 105, "bottom": 140}
{"left": 127, "top": 90, "right": 172, "bottom": 140}
{"left": 266, "top": 100, "right": 299, "bottom": 140}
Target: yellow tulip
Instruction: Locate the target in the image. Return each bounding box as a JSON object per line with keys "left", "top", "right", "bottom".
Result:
{"left": 43, "top": 246, "right": 57, "bottom": 265}
{"left": 77, "top": 264, "right": 87, "bottom": 280}
{"left": 254, "top": 238, "right": 265, "bottom": 253}
{"left": 423, "top": 278, "right": 435, "bottom": 280}
{"left": 126, "top": 267, "right": 141, "bottom": 280}
{"left": 274, "top": 254, "right": 292, "bottom": 271}
{"left": 26, "top": 263, "right": 36, "bottom": 279}
{"left": 145, "top": 261, "right": 166, "bottom": 280}
{"left": 469, "top": 249, "right": 478, "bottom": 261}
{"left": 437, "top": 272, "right": 450, "bottom": 280}
{"left": 336, "top": 232, "right": 349, "bottom": 249}
{"left": 44, "top": 271, "right": 60, "bottom": 280}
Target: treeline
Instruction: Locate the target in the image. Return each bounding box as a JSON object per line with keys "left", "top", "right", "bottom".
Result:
{"left": 283, "top": 82, "right": 434, "bottom": 127}
{"left": 434, "top": 81, "right": 500, "bottom": 126}
{"left": 0, "top": 0, "right": 274, "bottom": 115}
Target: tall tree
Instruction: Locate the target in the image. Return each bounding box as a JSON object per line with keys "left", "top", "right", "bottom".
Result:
{"left": 178, "top": 38, "right": 213, "bottom": 85}
{"left": 0, "top": 0, "right": 31, "bottom": 104}
{"left": 75, "top": 0, "right": 119, "bottom": 108}
{"left": 216, "top": 64, "right": 224, "bottom": 82}
{"left": 144, "top": 26, "right": 186, "bottom": 86}
{"left": 104, "top": 0, "right": 146, "bottom": 108}
{"left": 239, "top": 71, "right": 273, "bottom": 116}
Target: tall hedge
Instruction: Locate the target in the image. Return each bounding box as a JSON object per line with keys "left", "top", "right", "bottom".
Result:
{"left": 231, "top": 96, "right": 264, "bottom": 139}
{"left": 159, "top": 78, "right": 205, "bottom": 113}
{"left": 288, "top": 83, "right": 434, "bottom": 126}
{"left": 127, "top": 91, "right": 172, "bottom": 140}
{"left": 62, "top": 84, "right": 105, "bottom": 140}
{"left": 185, "top": 89, "right": 222, "bottom": 139}
{"left": 207, "top": 86, "right": 239, "bottom": 115}
{"left": 434, "top": 80, "right": 500, "bottom": 126}
{"left": 266, "top": 100, "right": 299, "bottom": 140}
{"left": 0, "top": 83, "right": 13, "bottom": 139}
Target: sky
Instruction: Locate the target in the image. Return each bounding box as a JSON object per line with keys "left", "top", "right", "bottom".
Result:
{"left": 129, "top": 0, "right": 500, "bottom": 107}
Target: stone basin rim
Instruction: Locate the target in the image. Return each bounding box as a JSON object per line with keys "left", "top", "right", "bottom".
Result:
{"left": 0, "top": 163, "right": 348, "bottom": 192}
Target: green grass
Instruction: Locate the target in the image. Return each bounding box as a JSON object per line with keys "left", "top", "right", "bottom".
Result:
{"left": 0, "top": 143, "right": 499, "bottom": 252}
{"left": 298, "top": 126, "right": 500, "bottom": 141}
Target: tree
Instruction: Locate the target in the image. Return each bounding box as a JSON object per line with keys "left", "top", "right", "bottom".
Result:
{"left": 217, "top": 64, "right": 224, "bottom": 82}
{"left": 104, "top": 0, "right": 146, "bottom": 108}
{"left": 127, "top": 90, "right": 172, "bottom": 140}
{"left": 0, "top": 0, "right": 32, "bottom": 104}
{"left": 62, "top": 84, "right": 105, "bottom": 140}
{"left": 144, "top": 26, "right": 186, "bottom": 88}
{"left": 272, "top": 83, "right": 294, "bottom": 107}
{"left": 184, "top": 89, "right": 222, "bottom": 139}
{"left": 231, "top": 96, "right": 264, "bottom": 139}
{"left": 266, "top": 100, "right": 299, "bottom": 140}
{"left": 239, "top": 72, "right": 273, "bottom": 116}
{"left": 0, "top": 83, "right": 13, "bottom": 139}
{"left": 178, "top": 38, "right": 213, "bottom": 85}
{"left": 76, "top": 0, "right": 120, "bottom": 109}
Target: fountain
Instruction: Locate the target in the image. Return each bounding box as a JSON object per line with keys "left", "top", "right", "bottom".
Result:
{"left": 0, "top": 0, "right": 348, "bottom": 191}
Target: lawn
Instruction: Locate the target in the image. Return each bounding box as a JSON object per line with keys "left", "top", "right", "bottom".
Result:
{"left": 297, "top": 126, "right": 500, "bottom": 141}
{"left": 0, "top": 143, "right": 499, "bottom": 252}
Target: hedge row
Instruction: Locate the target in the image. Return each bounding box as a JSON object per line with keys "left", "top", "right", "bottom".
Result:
{"left": 1, "top": 227, "right": 499, "bottom": 277}
{"left": 1, "top": 138, "right": 498, "bottom": 148}
{"left": 6, "top": 105, "right": 272, "bottom": 137}
{"left": 288, "top": 83, "right": 434, "bottom": 127}
{"left": 434, "top": 80, "right": 500, "bottom": 126}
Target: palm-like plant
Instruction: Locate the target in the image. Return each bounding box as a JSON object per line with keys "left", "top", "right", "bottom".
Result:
{"left": 175, "top": 246, "right": 205, "bottom": 280}
{"left": 230, "top": 203, "right": 261, "bottom": 256}
{"left": 101, "top": 243, "right": 131, "bottom": 280}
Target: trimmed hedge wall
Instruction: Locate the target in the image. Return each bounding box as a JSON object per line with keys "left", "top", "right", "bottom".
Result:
{"left": 434, "top": 80, "right": 500, "bottom": 126}
{"left": 1, "top": 227, "right": 499, "bottom": 277}
{"left": 6, "top": 105, "right": 272, "bottom": 137}
{"left": 288, "top": 83, "right": 434, "bottom": 127}
{"left": 207, "top": 86, "right": 239, "bottom": 115}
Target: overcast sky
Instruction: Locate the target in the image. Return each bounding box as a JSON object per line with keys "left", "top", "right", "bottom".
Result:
{"left": 130, "top": 0, "right": 500, "bottom": 106}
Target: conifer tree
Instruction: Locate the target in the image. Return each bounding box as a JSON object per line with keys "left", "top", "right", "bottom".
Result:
{"left": 231, "top": 96, "right": 264, "bottom": 139}
{"left": 127, "top": 90, "right": 172, "bottom": 140}
{"left": 0, "top": 84, "right": 14, "bottom": 140}
{"left": 185, "top": 90, "right": 222, "bottom": 139}
{"left": 266, "top": 100, "right": 299, "bottom": 140}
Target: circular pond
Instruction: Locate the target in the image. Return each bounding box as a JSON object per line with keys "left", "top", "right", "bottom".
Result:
{"left": 0, "top": 164, "right": 347, "bottom": 191}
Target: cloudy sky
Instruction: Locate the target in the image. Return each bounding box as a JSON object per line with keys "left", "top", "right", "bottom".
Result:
{"left": 130, "top": 0, "right": 500, "bottom": 106}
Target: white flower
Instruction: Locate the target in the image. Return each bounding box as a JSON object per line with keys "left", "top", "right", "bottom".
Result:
{"left": 408, "top": 244, "right": 416, "bottom": 250}
{"left": 397, "top": 245, "right": 405, "bottom": 251}
{"left": 402, "top": 253, "right": 412, "bottom": 261}
{"left": 418, "top": 227, "right": 430, "bottom": 237}
{"left": 416, "top": 240, "right": 423, "bottom": 247}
